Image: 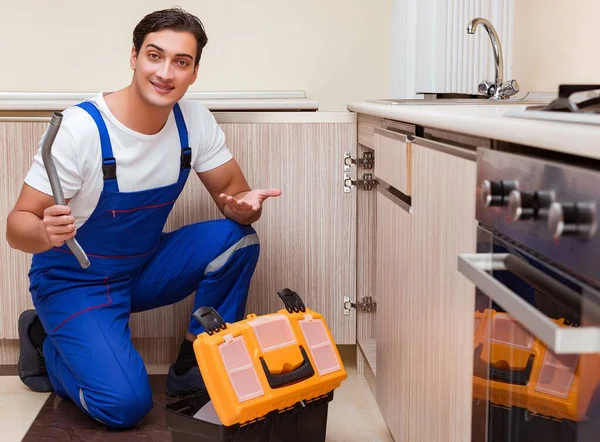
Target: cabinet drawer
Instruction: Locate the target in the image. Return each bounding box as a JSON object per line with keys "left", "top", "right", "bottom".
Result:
{"left": 412, "top": 136, "right": 476, "bottom": 162}
{"left": 373, "top": 127, "right": 411, "bottom": 196}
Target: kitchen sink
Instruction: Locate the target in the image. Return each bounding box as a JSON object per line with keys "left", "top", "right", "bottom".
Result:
{"left": 368, "top": 93, "right": 548, "bottom": 106}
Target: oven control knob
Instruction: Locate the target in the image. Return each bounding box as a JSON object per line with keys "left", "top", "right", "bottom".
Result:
{"left": 548, "top": 202, "right": 597, "bottom": 239}
{"left": 481, "top": 180, "right": 519, "bottom": 207}
{"left": 508, "top": 190, "right": 555, "bottom": 221}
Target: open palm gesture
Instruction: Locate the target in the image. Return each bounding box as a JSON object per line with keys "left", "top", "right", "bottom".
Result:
{"left": 219, "top": 188, "right": 282, "bottom": 217}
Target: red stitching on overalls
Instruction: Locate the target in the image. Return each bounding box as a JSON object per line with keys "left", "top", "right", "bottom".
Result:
{"left": 108, "top": 200, "right": 176, "bottom": 217}
{"left": 52, "top": 277, "right": 113, "bottom": 333}
{"left": 52, "top": 242, "right": 160, "bottom": 259}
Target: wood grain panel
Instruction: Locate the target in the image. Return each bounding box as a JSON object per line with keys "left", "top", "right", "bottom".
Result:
{"left": 375, "top": 192, "right": 413, "bottom": 442}
{"left": 1, "top": 337, "right": 182, "bottom": 366}
{"left": 0, "top": 122, "right": 46, "bottom": 338}
{"left": 357, "top": 114, "right": 381, "bottom": 149}
{"left": 243, "top": 122, "right": 357, "bottom": 344}
{"left": 374, "top": 128, "right": 412, "bottom": 196}
{"left": 390, "top": 141, "right": 477, "bottom": 442}
{"left": 131, "top": 121, "right": 358, "bottom": 345}
{"left": 356, "top": 144, "right": 377, "bottom": 372}
{"left": 2, "top": 119, "right": 357, "bottom": 363}
{"left": 0, "top": 339, "right": 19, "bottom": 364}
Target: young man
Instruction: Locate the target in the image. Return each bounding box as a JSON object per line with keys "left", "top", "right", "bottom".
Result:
{"left": 5, "top": 7, "right": 281, "bottom": 429}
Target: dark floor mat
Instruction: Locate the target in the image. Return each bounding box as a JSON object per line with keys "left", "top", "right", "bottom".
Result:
{"left": 23, "top": 374, "right": 180, "bottom": 441}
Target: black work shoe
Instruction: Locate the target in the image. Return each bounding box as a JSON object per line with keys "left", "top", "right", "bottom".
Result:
{"left": 18, "top": 310, "right": 53, "bottom": 393}
{"left": 166, "top": 364, "right": 207, "bottom": 397}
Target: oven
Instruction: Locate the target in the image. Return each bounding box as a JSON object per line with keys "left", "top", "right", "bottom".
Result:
{"left": 458, "top": 148, "right": 600, "bottom": 442}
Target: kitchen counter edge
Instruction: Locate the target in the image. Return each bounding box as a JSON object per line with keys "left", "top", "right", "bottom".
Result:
{"left": 347, "top": 101, "right": 600, "bottom": 161}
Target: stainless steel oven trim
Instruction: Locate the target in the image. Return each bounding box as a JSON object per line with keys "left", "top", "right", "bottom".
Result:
{"left": 458, "top": 253, "right": 600, "bottom": 354}
{"left": 476, "top": 147, "right": 600, "bottom": 286}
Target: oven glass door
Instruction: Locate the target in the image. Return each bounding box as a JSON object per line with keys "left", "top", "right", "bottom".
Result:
{"left": 461, "top": 227, "right": 600, "bottom": 442}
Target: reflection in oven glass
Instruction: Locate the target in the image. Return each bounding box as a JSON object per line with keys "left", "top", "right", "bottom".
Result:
{"left": 472, "top": 293, "right": 600, "bottom": 442}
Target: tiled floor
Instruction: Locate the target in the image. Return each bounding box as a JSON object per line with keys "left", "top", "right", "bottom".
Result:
{"left": 0, "top": 350, "right": 393, "bottom": 442}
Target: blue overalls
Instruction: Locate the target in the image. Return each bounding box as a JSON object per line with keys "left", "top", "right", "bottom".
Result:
{"left": 28, "top": 101, "right": 260, "bottom": 428}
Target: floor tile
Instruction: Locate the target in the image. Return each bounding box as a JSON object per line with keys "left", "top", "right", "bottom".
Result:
{"left": 0, "top": 352, "right": 393, "bottom": 441}
{"left": 0, "top": 377, "right": 51, "bottom": 442}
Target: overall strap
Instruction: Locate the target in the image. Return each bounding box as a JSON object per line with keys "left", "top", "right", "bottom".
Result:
{"left": 173, "top": 103, "right": 192, "bottom": 180}
{"left": 76, "top": 101, "right": 119, "bottom": 192}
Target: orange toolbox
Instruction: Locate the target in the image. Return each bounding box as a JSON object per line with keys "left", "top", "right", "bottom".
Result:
{"left": 191, "top": 289, "right": 347, "bottom": 427}
{"left": 472, "top": 309, "right": 600, "bottom": 421}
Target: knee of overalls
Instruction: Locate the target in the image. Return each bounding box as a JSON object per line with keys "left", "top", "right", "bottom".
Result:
{"left": 187, "top": 219, "right": 260, "bottom": 253}
{"left": 85, "top": 379, "right": 153, "bottom": 429}
{"left": 206, "top": 218, "right": 258, "bottom": 240}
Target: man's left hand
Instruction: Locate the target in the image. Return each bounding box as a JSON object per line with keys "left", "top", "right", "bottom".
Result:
{"left": 219, "top": 188, "right": 282, "bottom": 220}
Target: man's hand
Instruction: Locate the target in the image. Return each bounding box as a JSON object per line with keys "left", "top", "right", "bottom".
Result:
{"left": 219, "top": 188, "right": 282, "bottom": 224}
{"left": 42, "top": 205, "right": 77, "bottom": 247}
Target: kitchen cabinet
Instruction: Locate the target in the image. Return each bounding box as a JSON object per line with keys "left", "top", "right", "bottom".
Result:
{"left": 353, "top": 116, "right": 480, "bottom": 442}
{"left": 403, "top": 140, "right": 477, "bottom": 442}
{"left": 0, "top": 106, "right": 481, "bottom": 442}
{"left": 0, "top": 112, "right": 358, "bottom": 363}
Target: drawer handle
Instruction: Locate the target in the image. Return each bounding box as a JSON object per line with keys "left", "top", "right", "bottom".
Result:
{"left": 374, "top": 126, "right": 409, "bottom": 142}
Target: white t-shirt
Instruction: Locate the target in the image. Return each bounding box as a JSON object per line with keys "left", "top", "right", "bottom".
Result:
{"left": 25, "top": 92, "right": 233, "bottom": 228}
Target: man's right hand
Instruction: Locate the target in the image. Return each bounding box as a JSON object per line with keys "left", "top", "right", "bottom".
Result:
{"left": 42, "top": 205, "right": 76, "bottom": 247}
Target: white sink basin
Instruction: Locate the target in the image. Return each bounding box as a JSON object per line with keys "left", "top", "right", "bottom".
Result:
{"left": 367, "top": 98, "right": 546, "bottom": 106}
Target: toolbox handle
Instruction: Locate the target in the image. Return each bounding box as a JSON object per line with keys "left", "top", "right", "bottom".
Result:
{"left": 193, "top": 306, "right": 227, "bottom": 335}
{"left": 259, "top": 346, "right": 315, "bottom": 388}
{"left": 277, "top": 288, "right": 306, "bottom": 313}
{"left": 472, "top": 344, "right": 533, "bottom": 386}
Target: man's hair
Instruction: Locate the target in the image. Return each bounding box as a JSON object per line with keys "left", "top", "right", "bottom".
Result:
{"left": 133, "top": 7, "right": 208, "bottom": 67}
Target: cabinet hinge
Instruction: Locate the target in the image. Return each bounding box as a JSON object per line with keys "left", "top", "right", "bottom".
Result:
{"left": 344, "top": 173, "right": 377, "bottom": 193}
{"left": 344, "top": 151, "right": 374, "bottom": 171}
{"left": 343, "top": 296, "right": 377, "bottom": 315}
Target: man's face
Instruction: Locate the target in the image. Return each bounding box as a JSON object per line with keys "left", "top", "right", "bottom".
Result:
{"left": 130, "top": 30, "right": 199, "bottom": 108}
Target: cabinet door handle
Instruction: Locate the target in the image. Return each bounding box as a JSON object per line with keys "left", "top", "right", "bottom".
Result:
{"left": 458, "top": 253, "right": 600, "bottom": 354}
{"left": 374, "top": 126, "right": 409, "bottom": 142}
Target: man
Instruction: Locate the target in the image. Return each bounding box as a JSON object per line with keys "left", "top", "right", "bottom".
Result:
{"left": 5, "top": 7, "right": 281, "bottom": 429}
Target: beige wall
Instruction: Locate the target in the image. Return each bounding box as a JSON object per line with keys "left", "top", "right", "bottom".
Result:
{"left": 0, "top": 0, "right": 392, "bottom": 111}
{"left": 512, "top": 0, "right": 600, "bottom": 93}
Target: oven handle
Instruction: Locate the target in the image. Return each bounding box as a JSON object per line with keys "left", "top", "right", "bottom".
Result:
{"left": 458, "top": 253, "right": 600, "bottom": 354}
{"left": 504, "top": 254, "right": 582, "bottom": 316}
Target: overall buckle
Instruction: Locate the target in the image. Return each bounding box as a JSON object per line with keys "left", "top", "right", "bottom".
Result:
{"left": 180, "top": 147, "right": 192, "bottom": 170}
{"left": 102, "top": 157, "right": 117, "bottom": 180}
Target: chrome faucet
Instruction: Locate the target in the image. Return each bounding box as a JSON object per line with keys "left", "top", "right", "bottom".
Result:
{"left": 467, "top": 17, "right": 519, "bottom": 100}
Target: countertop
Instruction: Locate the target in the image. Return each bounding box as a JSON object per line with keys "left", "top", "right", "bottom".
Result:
{"left": 0, "top": 91, "right": 319, "bottom": 112}
{"left": 347, "top": 100, "right": 600, "bottom": 161}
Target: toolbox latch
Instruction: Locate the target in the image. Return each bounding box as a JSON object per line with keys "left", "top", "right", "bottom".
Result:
{"left": 277, "top": 288, "right": 306, "bottom": 313}
{"left": 193, "top": 306, "right": 227, "bottom": 335}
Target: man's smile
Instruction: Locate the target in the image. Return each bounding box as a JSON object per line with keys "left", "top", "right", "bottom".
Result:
{"left": 150, "top": 81, "right": 175, "bottom": 93}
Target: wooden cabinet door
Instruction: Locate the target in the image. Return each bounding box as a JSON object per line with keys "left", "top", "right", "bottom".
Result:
{"left": 0, "top": 121, "right": 47, "bottom": 339}
{"left": 237, "top": 122, "right": 358, "bottom": 345}
{"left": 400, "top": 141, "right": 477, "bottom": 442}
{"left": 138, "top": 121, "right": 358, "bottom": 345}
{"left": 2, "top": 118, "right": 357, "bottom": 359}
{"left": 375, "top": 190, "right": 413, "bottom": 442}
